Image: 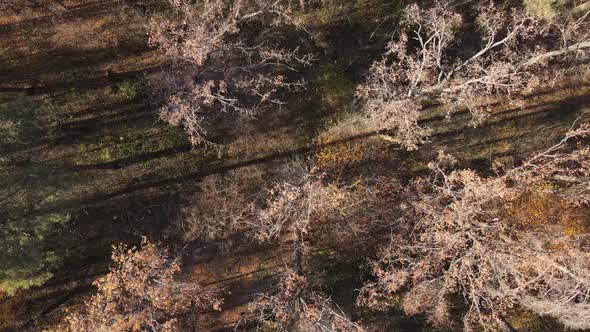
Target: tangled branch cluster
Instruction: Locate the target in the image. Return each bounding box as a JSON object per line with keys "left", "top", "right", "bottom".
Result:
{"left": 176, "top": 171, "right": 262, "bottom": 243}
{"left": 253, "top": 178, "right": 350, "bottom": 243}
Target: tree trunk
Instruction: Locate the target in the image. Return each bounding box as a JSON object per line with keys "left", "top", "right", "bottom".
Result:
{"left": 523, "top": 41, "right": 590, "bottom": 67}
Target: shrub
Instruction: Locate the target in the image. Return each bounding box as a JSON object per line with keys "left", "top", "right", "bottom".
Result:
{"left": 0, "top": 212, "right": 70, "bottom": 296}
{"left": 116, "top": 78, "right": 144, "bottom": 100}
{"left": 0, "top": 97, "right": 41, "bottom": 149}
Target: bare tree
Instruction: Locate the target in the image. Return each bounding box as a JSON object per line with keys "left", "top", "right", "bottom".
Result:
{"left": 147, "top": 0, "right": 314, "bottom": 145}
{"left": 358, "top": 122, "right": 590, "bottom": 330}
{"left": 63, "top": 238, "right": 222, "bottom": 332}
{"left": 174, "top": 170, "right": 262, "bottom": 243}
{"left": 250, "top": 171, "right": 373, "bottom": 248}
{"left": 525, "top": 0, "right": 590, "bottom": 47}
{"left": 247, "top": 268, "right": 364, "bottom": 331}
{"left": 356, "top": 1, "right": 461, "bottom": 149}
{"left": 357, "top": 0, "right": 589, "bottom": 149}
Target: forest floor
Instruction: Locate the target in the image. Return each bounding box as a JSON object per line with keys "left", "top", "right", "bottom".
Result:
{"left": 0, "top": 1, "right": 589, "bottom": 331}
